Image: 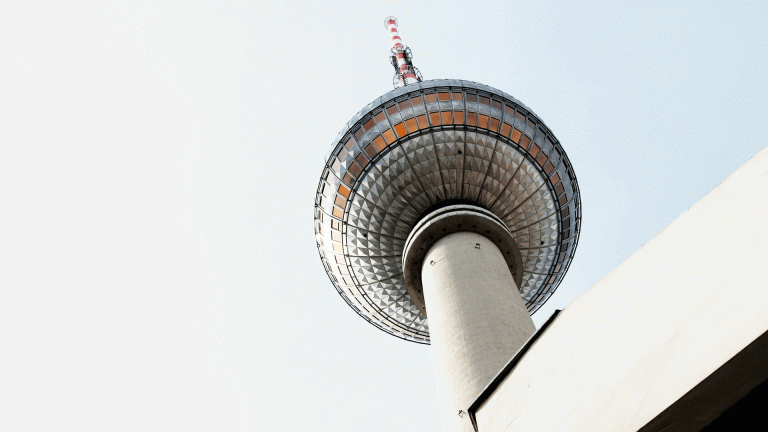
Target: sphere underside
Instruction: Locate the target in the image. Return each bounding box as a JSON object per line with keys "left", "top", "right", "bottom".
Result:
{"left": 314, "top": 80, "right": 581, "bottom": 343}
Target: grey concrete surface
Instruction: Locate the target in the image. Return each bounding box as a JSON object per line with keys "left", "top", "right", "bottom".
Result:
{"left": 422, "top": 231, "right": 535, "bottom": 432}
{"left": 474, "top": 146, "right": 768, "bottom": 431}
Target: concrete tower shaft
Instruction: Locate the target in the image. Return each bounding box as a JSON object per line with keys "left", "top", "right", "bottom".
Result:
{"left": 402, "top": 204, "right": 536, "bottom": 431}
{"left": 423, "top": 232, "right": 535, "bottom": 432}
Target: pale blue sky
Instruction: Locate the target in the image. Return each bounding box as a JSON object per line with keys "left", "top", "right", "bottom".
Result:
{"left": 2, "top": 2, "right": 767, "bottom": 431}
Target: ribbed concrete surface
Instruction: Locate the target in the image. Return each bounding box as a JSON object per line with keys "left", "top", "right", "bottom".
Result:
{"left": 422, "top": 231, "right": 535, "bottom": 432}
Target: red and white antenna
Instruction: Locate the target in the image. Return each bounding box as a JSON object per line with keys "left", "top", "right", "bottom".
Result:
{"left": 385, "top": 16, "right": 423, "bottom": 88}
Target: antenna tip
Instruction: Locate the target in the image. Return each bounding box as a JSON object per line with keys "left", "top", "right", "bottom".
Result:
{"left": 384, "top": 16, "right": 398, "bottom": 28}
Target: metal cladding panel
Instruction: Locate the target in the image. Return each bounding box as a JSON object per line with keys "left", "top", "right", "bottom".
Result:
{"left": 314, "top": 80, "right": 581, "bottom": 343}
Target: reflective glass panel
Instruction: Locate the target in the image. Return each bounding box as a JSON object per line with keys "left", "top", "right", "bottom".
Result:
{"left": 501, "top": 122, "right": 512, "bottom": 137}
{"left": 394, "top": 122, "right": 407, "bottom": 137}
{"left": 365, "top": 144, "right": 377, "bottom": 158}
{"left": 363, "top": 119, "right": 375, "bottom": 131}
{"left": 404, "top": 117, "right": 417, "bottom": 133}
{"left": 373, "top": 136, "right": 386, "bottom": 151}
{"left": 382, "top": 129, "right": 396, "bottom": 144}
{"left": 356, "top": 153, "right": 369, "bottom": 167}
{"left": 416, "top": 115, "right": 428, "bottom": 129}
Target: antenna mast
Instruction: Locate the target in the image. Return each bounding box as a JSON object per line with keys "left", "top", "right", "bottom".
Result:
{"left": 385, "top": 17, "right": 423, "bottom": 88}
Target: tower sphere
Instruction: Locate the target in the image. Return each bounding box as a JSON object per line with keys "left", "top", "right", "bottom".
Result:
{"left": 314, "top": 79, "right": 581, "bottom": 343}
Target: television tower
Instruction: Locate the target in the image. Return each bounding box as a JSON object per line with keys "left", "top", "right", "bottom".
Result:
{"left": 314, "top": 17, "right": 581, "bottom": 432}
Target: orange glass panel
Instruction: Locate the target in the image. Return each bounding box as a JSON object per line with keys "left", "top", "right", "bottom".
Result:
{"left": 348, "top": 162, "right": 362, "bottom": 177}
{"left": 331, "top": 230, "right": 342, "bottom": 242}
{"left": 416, "top": 115, "right": 428, "bottom": 129}
{"left": 451, "top": 92, "right": 463, "bottom": 101}
{"left": 479, "top": 96, "right": 490, "bottom": 105}
{"left": 394, "top": 122, "right": 407, "bottom": 137}
{"left": 332, "top": 207, "right": 344, "bottom": 218}
{"left": 489, "top": 118, "right": 500, "bottom": 132}
{"left": 356, "top": 153, "right": 369, "bottom": 168}
{"left": 527, "top": 119, "right": 536, "bottom": 129}
{"left": 364, "top": 144, "right": 377, "bottom": 158}
{"left": 504, "top": 105, "right": 515, "bottom": 117}
{"left": 558, "top": 194, "right": 567, "bottom": 206}
{"left": 386, "top": 105, "right": 398, "bottom": 116}
{"left": 544, "top": 161, "right": 554, "bottom": 175}
{"left": 520, "top": 134, "right": 531, "bottom": 148}
{"left": 555, "top": 182, "right": 565, "bottom": 196}
{"left": 382, "top": 129, "right": 396, "bottom": 144}
{"left": 354, "top": 128, "right": 364, "bottom": 140}
{"left": 425, "top": 93, "right": 437, "bottom": 103}
{"left": 410, "top": 95, "right": 423, "bottom": 105}
{"left": 398, "top": 100, "right": 410, "bottom": 111}
{"left": 331, "top": 219, "right": 341, "bottom": 230}
{"left": 510, "top": 128, "right": 522, "bottom": 143}
{"left": 438, "top": 92, "right": 450, "bottom": 101}
{"left": 536, "top": 152, "right": 548, "bottom": 166}
{"left": 429, "top": 112, "right": 441, "bottom": 125}
{"left": 466, "top": 93, "right": 477, "bottom": 102}
{"left": 560, "top": 206, "right": 569, "bottom": 217}
{"left": 454, "top": 111, "right": 464, "bottom": 124}
{"left": 404, "top": 117, "right": 417, "bottom": 133}
{"left": 373, "top": 136, "right": 387, "bottom": 151}
{"left": 466, "top": 112, "right": 477, "bottom": 125}
{"left": 338, "top": 184, "right": 350, "bottom": 198}
{"left": 530, "top": 144, "right": 540, "bottom": 158}
{"left": 516, "top": 112, "right": 526, "bottom": 123}
{"left": 333, "top": 243, "right": 344, "bottom": 253}
{"left": 492, "top": 100, "right": 502, "bottom": 110}
{"left": 374, "top": 112, "right": 386, "bottom": 123}
{"left": 343, "top": 172, "right": 354, "bottom": 184}
{"left": 345, "top": 137, "right": 355, "bottom": 150}
{"left": 501, "top": 122, "right": 512, "bottom": 137}
{"left": 363, "top": 119, "right": 375, "bottom": 131}
{"left": 336, "top": 148, "right": 347, "bottom": 161}
{"left": 550, "top": 172, "right": 560, "bottom": 184}
{"left": 441, "top": 111, "right": 452, "bottom": 124}
{"left": 331, "top": 159, "right": 340, "bottom": 171}
{"left": 478, "top": 114, "right": 489, "bottom": 128}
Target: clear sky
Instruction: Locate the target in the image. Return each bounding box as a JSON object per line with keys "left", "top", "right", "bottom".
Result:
{"left": 2, "top": 2, "right": 767, "bottom": 431}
